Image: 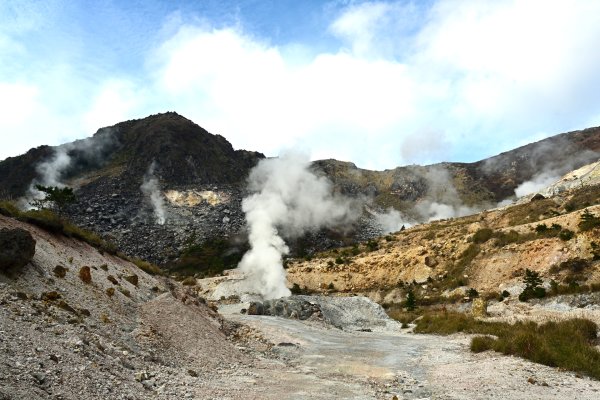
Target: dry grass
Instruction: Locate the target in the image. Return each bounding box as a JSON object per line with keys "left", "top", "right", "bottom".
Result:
{"left": 411, "top": 311, "right": 600, "bottom": 380}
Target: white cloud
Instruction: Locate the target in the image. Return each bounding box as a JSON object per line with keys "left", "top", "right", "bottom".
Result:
{"left": 2, "top": 0, "right": 600, "bottom": 170}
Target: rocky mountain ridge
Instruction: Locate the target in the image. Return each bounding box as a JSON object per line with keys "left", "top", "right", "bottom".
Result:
{"left": 0, "top": 112, "right": 599, "bottom": 268}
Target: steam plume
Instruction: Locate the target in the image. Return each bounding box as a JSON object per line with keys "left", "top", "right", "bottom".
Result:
{"left": 373, "top": 208, "right": 412, "bottom": 233}
{"left": 238, "top": 152, "right": 360, "bottom": 299}
{"left": 414, "top": 166, "right": 478, "bottom": 222}
{"left": 25, "top": 129, "right": 116, "bottom": 207}
{"left": 140, "top": 161, "right": 166, "bottom": 225}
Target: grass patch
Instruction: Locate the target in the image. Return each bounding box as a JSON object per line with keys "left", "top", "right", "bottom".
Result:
{"left": 167, "top": 237, "right": 248, "bottom": 278}
{"left": 564, "top": 184, "right": 600, "bottom": 213}
{"left": 0, "top": 201, "right": 118, "bottom": 255}
{"left": 504, "top": 198, "right": 560, "bottom": 226}
{"left": 412, "top": 312, "right": 600, "bottom": 380}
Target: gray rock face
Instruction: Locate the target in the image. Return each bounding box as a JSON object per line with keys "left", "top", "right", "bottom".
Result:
{"left": 0, "top": 228, "right": 36, "bottom": 271}
{"left": 247, "top": 298, "right": 323, "bottom": 320}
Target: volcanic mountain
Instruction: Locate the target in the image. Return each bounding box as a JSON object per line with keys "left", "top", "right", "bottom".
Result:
{"left": 0, "top": 112, "right": 598, "bottom": 270}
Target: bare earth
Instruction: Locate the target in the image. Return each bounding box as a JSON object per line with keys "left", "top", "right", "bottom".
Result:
{"left": 2, "top": 214, "right": 600, "bottom": 399}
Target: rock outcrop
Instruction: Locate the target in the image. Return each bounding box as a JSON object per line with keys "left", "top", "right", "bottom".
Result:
{"left": 0, "top": 228, "right": 35, "bottom": 271}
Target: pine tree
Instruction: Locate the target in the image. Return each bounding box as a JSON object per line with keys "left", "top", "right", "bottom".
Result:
{"left": 405, "top": 289, "right": 416, "bottom": 311}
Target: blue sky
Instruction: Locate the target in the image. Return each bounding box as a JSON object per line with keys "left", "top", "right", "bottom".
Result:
{"left": 2, "top": 0, "right": 600, "bottom": 169}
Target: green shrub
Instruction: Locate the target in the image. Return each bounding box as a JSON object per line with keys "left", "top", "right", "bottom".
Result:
{"left": 181, "top": 276, "right": 197, "bottom": 286}
{"left": 559, "top": 229, "right": 575, "bottom": 241}
{"left": 471, "top": 336, "right": 496, "bottom": 353}
{"left": 366, "top": 240, "right": 379, "bottom": 251}
{"left": 53, "top": 265, "right": 68, "bottom": 278}
{"left": 124, "top": 274, "right": 139, "bottom": 286}
{"left": 519, "top": 269, "right": 546, "bottom": 301}
{"left": 131, "top": 258, "right": 163, "bottom": 275}
{"left": 579, "top": 209, "right": 600, "bottom": 231}
{"left": 167, "top": 237, "right": 247, "bottom": 278}
{"left": 472, "top": 228, "right": 493, "bottom": 244}
{"left": 405, "top": 290, "right": 416, "bottom": 311}
{"left": 415, "top": 312, "right": 600, "bottom": 379}
{"left": 591, "top": 242, "right": 600, "bottom": 260}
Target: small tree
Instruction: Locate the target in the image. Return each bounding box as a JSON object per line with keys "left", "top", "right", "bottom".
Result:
{"left": 579, "top": 209, "right": 600, "bottom": 231}
{"left": 467, "top": 288, "right": 479, "bottom": 300}
{"left": 33, "top": 185, "right": 76, "bottom": 214}
{"left": 519, "top": 268, "right": 546, "bottom": 301}
{"left": 405, "top": 289, "right": 416, "bottom": 311}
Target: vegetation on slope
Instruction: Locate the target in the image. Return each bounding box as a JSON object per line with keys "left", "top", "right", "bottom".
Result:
{"left": 410, "top": 312, "right": 600, "bottom": 380}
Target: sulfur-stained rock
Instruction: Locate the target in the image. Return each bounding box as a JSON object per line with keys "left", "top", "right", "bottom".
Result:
{"left": 471, "top": 298, "right": 488, "bottom": 318}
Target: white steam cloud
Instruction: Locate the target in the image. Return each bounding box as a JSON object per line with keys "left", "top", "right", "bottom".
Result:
{"left": 514, "top": 171, "right": 561, "bottom": 198}
{"left": 140, "top": 161, "right": 166, "bottom": 225}
{"left": 414, "top": 166, "right": 478, "bottom": 222}
{"left": 373, "top": 208, "right": 411, "bottom": 234}
{"left": 24, "top": 130, "right": 115, "bottom": 207}
{"left": 238, "top": 152, "right": 361, "bottom": 299}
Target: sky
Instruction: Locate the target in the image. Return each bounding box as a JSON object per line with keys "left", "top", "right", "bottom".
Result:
{"left": 2, "top": 0, "right": 600, "bottom": 170}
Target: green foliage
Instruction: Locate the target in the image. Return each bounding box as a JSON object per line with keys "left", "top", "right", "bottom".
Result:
{"left": 405, "top": 290, "right": 416, "bottom": 311}
{"left": 519, "top": 269, "right": 546, "bottom": 301}
{"left": 130, "top": 258, "right": 163, "bottom": 275}
{"left": 32, "top": 185, "right": 76, "bottom": 214}
{"left": 290, "top": 283, "right": 303, "bottom": 295}
{"left": 181, "top": 276, "right": 197, "bottom": 286}
{"left": 470, "top": 335, "right": 496, "bottom": 353}
{"left": 472, "top": 228, "right": 493, "bottom": 244}
{"left": 335, "top": 257, "right": 344, "bottom": 265}
{"left": 591, "top": 242, "right": 600, "bottom": 261}
{"left": 414, "top": 312, "right": 600, "bottom": 379}
{"left": 366, "top": 240, "right": 379, "bottom": 252}
{"left": 579, "top": 209, "right": 600, "bottom": 231}
{"left": 559, "top": 229, "right": 575, "bottom": 241}
{"left": 467, "top": 288, "right": 479, "bottom": 299}
{"left": 327, "top": 282, "right": 335, "bottom": 290}
{"left": 168, "top": 237, "right": 248, "bottom": 278}
{"left": 124, "top": 274, "right": 139, "bottom": 286}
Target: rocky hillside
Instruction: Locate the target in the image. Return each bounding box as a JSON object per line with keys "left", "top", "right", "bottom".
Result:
{"left": 0, "top": 213, "right": 265, "bottom": 399}
{"left": 0, "top": 112, "right": 598, "bottom": 268}
{"left": 285, "top": 170, "right": 600, "bottom": 310}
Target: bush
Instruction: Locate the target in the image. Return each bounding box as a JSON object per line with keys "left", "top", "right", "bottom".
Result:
{"left": 131, "top": 258, "right": 163, "bottom": 275}
{"left": 472, "top": 228, "right": 493, "bottom": 244}
{"left": 53, "top": 265, "right": 67, "bottom": 278}
{"left": 181, "top": 276, "right": 197, "bottom": 286}
{"left": 519, "top": 269, "right": 545, "bottom": 301}
{"left": 106, "top": 287, "right": 115, "bottom": 297}
{"left": 124, "top": 274, "right": 139, "bottom": 286}
{"left": 579, "top": 209, "right": 600, "bottom": 231}
{"left": 405, "top": 290, "right": 416, "bottom": 311}
{"left": 366, "top": 240, "right": 379, "bottom": 251}
{"left": 559, "top": 229, "right": 575, "bottom": 241}
{"left": 415, "top": 312, "right": 600, "bottom": 379}
{"left": 471, "top": 336, "right": 495, "bottom": 353}
{"left": 591, "top": 242, "right": 600, "bottom": 261}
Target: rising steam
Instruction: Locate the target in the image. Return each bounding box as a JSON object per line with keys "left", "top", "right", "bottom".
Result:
{"left": 140, "top": 162, "right": 166, "bottom": 225}
{"left": 25, "top": 129, "right": 116, "bottom": 207}
{"left": 238, "top": 152, "right": 361, "bottom": 299}
{"left": 373, "top": 208, "right": 411, "bottom": 233}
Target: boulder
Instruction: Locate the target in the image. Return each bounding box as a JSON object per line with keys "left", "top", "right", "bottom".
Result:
{"left": 0, "top": 228, "right": 36, "bottom": 271}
